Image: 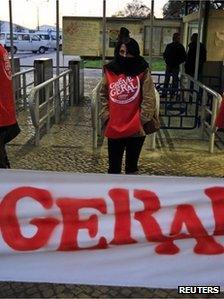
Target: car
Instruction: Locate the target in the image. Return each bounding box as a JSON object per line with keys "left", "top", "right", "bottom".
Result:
{"left": 35, "top": 31, "right": 62, "bottom": 51}
{"left": 0, "top": 32, "right": 49, "bottom": 54}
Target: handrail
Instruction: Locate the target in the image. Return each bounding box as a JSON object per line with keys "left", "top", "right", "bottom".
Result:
{"left": 28, "top": 69, "right": 72, "bottom": 145}
{"left": 182, "top": 73, "right": 222, "bottom": 153}
{"left": 12, "top": 67, "right": 35, "bottom": 110}
{"left": 91, "top": 80, "right": 102, "bottom": 149}
{"left": 12, "top": 67, "right": 35, "bottom": 78}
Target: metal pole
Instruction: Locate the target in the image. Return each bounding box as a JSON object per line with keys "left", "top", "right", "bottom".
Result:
{"left": 9, "top": 0, "right": 15, "bottom": 74}
{"left": 149, "top": 0, "right": 154, "bottom": 69}
{"left": 56, "top": 0, "right": 60, "bottom": 76}
{"left": 37, "top": 5, "right": 40, "bottom": 30}
{"left": 102, "top": 0, "right": 106, "bottom": 68}
{"left": 194, "top": 0, "right": 203, "bottom": 81}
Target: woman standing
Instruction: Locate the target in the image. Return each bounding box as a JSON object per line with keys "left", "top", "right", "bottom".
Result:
{"left": 99, "top": 28, "right": 159, "bottom": 174}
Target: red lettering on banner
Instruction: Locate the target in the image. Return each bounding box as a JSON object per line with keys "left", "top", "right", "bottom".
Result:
{"left": 110, "top": 188, "right": 136, "bottom": 245}
{"left": 167, "top": 204, "right": 223, "bottom": 254}
{"left": 133, "top": 189, "right": 179, "bottom": 254}
{"left": 1, "top": 185, "right": 224, "bottom": 255}
{"left": 0, "top": 187, "right": 59, "bottom": 251}
{"left": 57, "top": 198, "right": 107, "bottom": 250}
{"left": 205, "top": 187, "right": 224, "bottom": 236}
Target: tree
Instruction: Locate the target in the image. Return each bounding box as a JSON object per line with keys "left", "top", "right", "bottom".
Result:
{"left": 163, "top": 1, "right": 224, "bottom": 19}
{"left": 112, "top": 0, "right": 151, "bottom": 18}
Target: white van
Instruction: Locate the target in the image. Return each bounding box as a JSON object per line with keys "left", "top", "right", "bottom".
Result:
{"left": 35, "top": 31, "right": 62, "bottom": 50}
{"left": 0, "top": 32, "right": 49, "bottom": 54}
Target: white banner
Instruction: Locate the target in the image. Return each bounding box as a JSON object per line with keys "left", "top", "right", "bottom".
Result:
{"left": 0, "top": 169, "right": 224, "bottom": 288}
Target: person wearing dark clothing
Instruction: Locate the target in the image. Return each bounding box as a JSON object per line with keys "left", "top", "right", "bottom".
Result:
{"left": 99, "top": 28, "right": 158, "bottom": 174}
{"left": 0, "top": 44, "right": 20, "bottom": 168}
{"left": 162, "top": 33, "right": 186, "bottom": 97}
{"left": 185, "top": 33, "right": 207, "bottom": 77}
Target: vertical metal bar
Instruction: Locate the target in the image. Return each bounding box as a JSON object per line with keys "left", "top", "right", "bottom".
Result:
{"left": 102, "top": 0, "right": 106, "bottom": 68}
{"left": 35, "top": 92, "right": 40, "bottom": 146}
{"left": 46, "top": 85, "right": 50, "bottom": 132}
{"left": 54, "top": 79, "right": 60, "bottom": 123}
{"left": 200, "top": 89, "right": 206, "bottom": 139}
{"left": 22, "top": 73, "right": 27, "bottom": 109}
{"left": 194, "top": 0, "right": 203, "bottom": 81}
{"left": 148, "top": 0, "right": 154, "bottom": 69}
{"left": 9, "top": 0, "right": 15, "bottom": 74}
{"left": 63, "top": 75, "right": 66, "bottom": 110}
{"left": 56, "top": 0, "right": 60, "bottom": 76}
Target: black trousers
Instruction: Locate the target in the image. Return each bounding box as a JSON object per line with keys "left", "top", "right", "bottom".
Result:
{"left": 162, "top": 66, "right": 179, "bottom": 97}
{"left": 0, "top": 138, "right": 10, "bottom": 168}
{"left": 108, "top": 136, "right": 145, "bottom": 174}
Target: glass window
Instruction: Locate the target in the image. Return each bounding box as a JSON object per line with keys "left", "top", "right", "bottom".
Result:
{"left": 22, "top": 34, "right": 30, "bottom": 41}
{"left": 17, "top": 34, "right": 23, "bottom": 41}
{"left": 39, "top": 34, "right": 50, "bottom": 40}
{"left": 109, "top": 29, "right": 119, "bottom": 48}
{"left": 32, "top": 35, "right": 40, "bottom": 41}
{"left": 0, "top": 33, "right": 5, "bottom": 40}
{"left": 6, "top": 34, "right": 17, "bottom": 40}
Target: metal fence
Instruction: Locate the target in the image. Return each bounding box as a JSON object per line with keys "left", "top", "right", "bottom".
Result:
{"left": 28, "top": 69, "right": 73, "bottom": 146}
{"left": 183, "top": 73, "right": 222, "bottom": 153}
{"left": 12, "top": 67, "right": 35, "bottom": 111}
{"left": 91, "top": 73, "right": 222, "bottom": 153}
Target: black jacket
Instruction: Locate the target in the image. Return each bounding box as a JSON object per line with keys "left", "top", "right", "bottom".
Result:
{"left": 185, "top": 42, "right": 207, "bottom": 76}
{"left": 163, "top": 42, "right": 186, "bottom": 68}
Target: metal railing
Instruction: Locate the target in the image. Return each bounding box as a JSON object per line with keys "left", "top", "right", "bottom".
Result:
{"left": 12, "top": 67, "right": 35, "bottom": 111}
{"left": 28, "top": 69, "right": 73, "bottom": 146}
{"left": 182, "top": 73, "right": 222, "bottom": 153}
{"left": 91, "top": 80, "right": 160, "bottom": 150}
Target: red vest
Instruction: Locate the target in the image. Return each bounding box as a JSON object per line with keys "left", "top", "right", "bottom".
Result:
{"left": 104, "top": 70, "right": 144, "bottom": 138}
{"left": 215, "top": 96, "right": 224, "bottom": 129}
{"left": 0, "top": 44, "right": 16, "bottom": 127}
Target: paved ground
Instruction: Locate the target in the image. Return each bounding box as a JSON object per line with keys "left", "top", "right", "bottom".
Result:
{"left": 1, "top": 73, "right": 224, "bottom": 298}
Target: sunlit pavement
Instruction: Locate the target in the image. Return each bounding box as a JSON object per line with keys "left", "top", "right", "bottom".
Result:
{"left": 1, "top": 74, "right": 224, "bottom": 298}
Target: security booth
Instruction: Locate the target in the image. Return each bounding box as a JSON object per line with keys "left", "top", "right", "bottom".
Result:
{"left": 62, "top": 16, "right": 182, "bottom": 58}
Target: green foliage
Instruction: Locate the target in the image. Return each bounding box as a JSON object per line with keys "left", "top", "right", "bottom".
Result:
{"left": 163, "top": 0, "right": 224, "bottom": 19}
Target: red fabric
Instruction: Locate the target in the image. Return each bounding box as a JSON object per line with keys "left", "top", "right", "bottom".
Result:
{"left": 0, "top": 44, "right": 16, "bottom": 127}
{"left": 215, "top": 96, "right": 224, "bottom": 129}
{"left": 104, "top": 70, "right": 144, "bottom": 138}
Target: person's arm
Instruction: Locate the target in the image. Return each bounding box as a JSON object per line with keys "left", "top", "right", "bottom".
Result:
{"left": 180, "top": 44, "right": 187, "bottom": 64}
{"left": 141, "top": 69, "right": 157, "bottom": 124}
{"left": 163, "top": 45, "right": 168, "bottom": 60}
{"left": 99, "top": 74, "right": 109, "bottom": 126}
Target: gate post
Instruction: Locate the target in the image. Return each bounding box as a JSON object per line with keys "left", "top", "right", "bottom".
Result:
{"left": 69, "top": 58, "right": 84, "bottom": 106}
{"left": 34, "top": 58, "right": 53, "bottom": 104}
{"left": 10, "top": 57, "right": 21, "bottom": 106}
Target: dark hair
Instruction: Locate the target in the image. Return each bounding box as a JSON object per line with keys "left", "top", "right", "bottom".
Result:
{"left": 114, "top": 27, "right": 140, "bottom": 58}
{"left": 191, "top": 33, "right": 198, "bottom": 42}
{"left": 117, "top": 27, "right": 130, "bottom": 43}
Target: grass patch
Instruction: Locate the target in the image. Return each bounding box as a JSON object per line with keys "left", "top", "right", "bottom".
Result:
{"left": 83, "top": 57, "right": 165, "bottom": 72}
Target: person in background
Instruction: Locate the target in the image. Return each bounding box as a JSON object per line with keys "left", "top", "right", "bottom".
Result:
{"left": 215, "top": 92, "right": 224, "bottom": 131}
{"left": 99, "top": 28, "right": 158, "bottom": 174}
{"left": 0, "top": 44, "right": 20, "bottom": 168}
{"left": 162, "top": 32, "right": 186, "bottom": 98}
{"left": 185, "top": 33, "right": 207, "bottom": 78}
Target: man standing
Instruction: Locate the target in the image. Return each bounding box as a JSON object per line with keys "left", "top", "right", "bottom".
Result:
{"left": 0, "top": 44, "right": 20, "bottom": 168}
{"left": 162, "top": 33, "right": 186, "bottom": 97}
{"left": 185, "top": 33, "right": 207, "bottom": 78}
